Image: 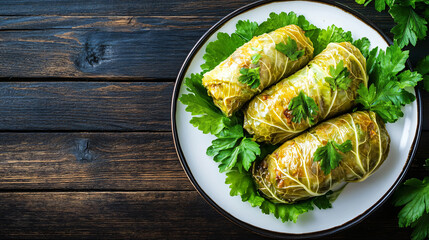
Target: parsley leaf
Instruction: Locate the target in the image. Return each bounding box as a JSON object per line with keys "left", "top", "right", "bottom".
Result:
{"left": 225, "top": 169, "right": 265, "bottom": 207}
{"left": 255, "top": 11, "right": 317, "bottom": 36}
{"left": 179, "top": 73, "right": 231, "bottom": 134}
{"left": 411, "top": 214, "right": 429, "bottom": 240}
{"left": 206, "top": 125, "right": 261, "bottom": 172}
{"left": 288, "top": 91, "right": 319, "bottom": 125}
{"left": 356, "top": 44, "right": 422, "bottom": 123}
{"left": 260, "top": 194, "right": 332, "bottom": 223}
{"left": 235, "top": 20, "right": 258, "bottom": 42}
{"left": 416, "top": 55, "right": 429, "bottom": 92}
{"left": 325, "top": 60, "right": 353, "bottom": 91}
{"left": 254, "top": 11, "right": 320, "bottom": 49}
{"left": 201, "top": 32, "right": 246, "bottom": 72}
{"left": 353, "top": 37, "right": 371, "bottom": 58}
{"left": 393, "top": 177, "right": 429, "bottom": 240}
{"left": 275, "top": 36, "right": 305, "bottom": 61}
{"left": 313, "top": 140, "right": 353, "bottom": 175}
{"left": 251, "top": 53, "right": 261, "bottom": 64}
{"left": 313, "top": 25, "right": 353, "bottom": 55}
{"left": 390, "top": 5, "right": 428, "bottom": 48}
{"left": 359, "top": 0, "right": 394, "bottom": 12}
{"left": 238, "top": 67, "right": 261, "bottom": 89}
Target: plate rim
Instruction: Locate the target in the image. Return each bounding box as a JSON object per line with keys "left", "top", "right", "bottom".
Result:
{"left": 170, "top": 0, "right": 423, "bottom": 238}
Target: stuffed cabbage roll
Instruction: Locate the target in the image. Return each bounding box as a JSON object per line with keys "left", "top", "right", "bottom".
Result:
{"left": 253, "top": 111, "right": 390, "bottom": 204}
{"left": 244, "top": 42, "right": 367, "bottom": 144}
{"left": 202, "top": 24, "right": 314, "bottom": 117}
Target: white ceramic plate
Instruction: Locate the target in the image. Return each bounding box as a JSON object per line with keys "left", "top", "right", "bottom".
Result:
{"left": 171, "top": 0, "right": 422, "bottom": 238}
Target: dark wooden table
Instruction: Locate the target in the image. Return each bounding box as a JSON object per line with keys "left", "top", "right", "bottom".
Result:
{"left": 0, "top": 0, "right": 428, "bottom": 239}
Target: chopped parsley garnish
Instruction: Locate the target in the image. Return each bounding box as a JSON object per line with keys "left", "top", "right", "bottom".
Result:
{"left": 325, "top": 60, "right": 352, "bottom": 91}
{"left": 275, "top": 36, "right": 305, "bottom": 61}
{"left": 313, "top": 140, "right": 353, "bottom": 175}
{"left": 238, "top": 67, "right": 261, "bottom": 89}
{"left": 251, "top": 53, "right": 262, "bottom": 64}
{"left": 288, "top": 91, "right": 319, "bottom": 125}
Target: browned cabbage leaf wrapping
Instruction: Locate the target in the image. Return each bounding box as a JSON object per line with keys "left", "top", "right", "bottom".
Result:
{"left": 202, "top": 25, "right": 314, "bottom": 117}
{"left": 244, "top": 42, "right": 368, "bottom": 144}
{"left": 253, "top": 111, "right": 390, "bottom": 204}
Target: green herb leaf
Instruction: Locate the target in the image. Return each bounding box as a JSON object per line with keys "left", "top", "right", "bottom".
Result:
{"left": 313, "top": 25, "right": 353, "bottom": 55}
{"left": 325, "top": 60, "right": 353, "bottom": 91}
{"left": 238, "top": 67, "right": 261, "bottom": 89}
{"left": 288, "top": 91, "right": 319, "bottom": 125}
{"left": 275, "top": 36, "right": 305, "bottom": 61}
{"left": 255, "top": 12, "right": 317, "bottom": 36}
{"left": 235, "top": 20, "right": 259, "bottom": 42}
{"left": 225, "top": 170, "right": 265, "bottom": 207}
{"left": 393, "top": 177, "right": 429, "bottom": 228}
{"left": 179, "top": 73, "right": 231, "bottom": 134}
{"left": 201, "top": 32, "right": 246, "bottom": 72}
{"left": 251, "top": 53, "right": 261, "bottom": 64}
{"left": 390, "top": 5, "right": 428, "bottom": 48}
{"left": 313, "top": 140, "right": 352, "bottom": 175}
{"left": 356, "top": 44, "right": 422, "bottom": 123}
{"left": 416, "top": 55, "right": 429, "bottom": 92}
{"left": 353, "top": 37, "right": 371, "bottom": 58}
{"left": 411, "top": 213, "right": 429, "bottom": 240}
{"left": 355, "top": 0, "right": 395, "bottom": 11}
{"left": 207, "top": 125, "right": 261, "bottom": 172}
{"left": 259, "top": 194, "right": 332, "bottom": 223}
{"left": 356, "top": 83, "right": 404, "bottom": 122}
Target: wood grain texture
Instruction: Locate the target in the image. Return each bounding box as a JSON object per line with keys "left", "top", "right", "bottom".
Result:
{"left": 0, "top": 191, "right": 412, "bottom": 239}
{"left": 0, "top": 132, "right": 193, "bottom": 190}
{"left": 0, "top": 82, "right": 172, "bottom": 131}
{"left": 0, "top": 16, "right": 215, "bottom": 79}
{"left": 0, "top": 82, "right": 427, "bottom": 131}
{"left": 0, "top": 130, "right": 427, "bottom": 190}
{"left": 0, "top": 0, "right": 397, "bottom": 79}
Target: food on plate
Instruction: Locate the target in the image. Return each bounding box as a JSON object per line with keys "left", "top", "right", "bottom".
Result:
{"left": 202, "top": 24, "right": 314, "bottom": 117}
{"left": 244, "top": 42, "right": 368, "bottom": 144}
{"left": 252, "top": 111, "right": 390, "bottom": 204}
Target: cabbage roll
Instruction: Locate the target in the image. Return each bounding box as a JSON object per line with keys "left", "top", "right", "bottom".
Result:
{"left": 244, "top": 42, "right": 367, "bottom": 144}
{"left": 202, "top": 24, "right": 314, "bottom": 117}
{"left": 253, "top": 111, "right": 390, "bottom": 204}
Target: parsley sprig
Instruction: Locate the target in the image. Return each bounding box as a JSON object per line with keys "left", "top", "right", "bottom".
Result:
{"left": 238, "top": 50, "right": 262, "bottom": 89}
{"left": 179, "top": 73, "right": 232, "bottom": 135}
{"left": 325, "top": 60, "right": 353, "bottom": 91}
{"left": 355, "top": 43, "right": 422, "bottom": 123}
{"left": 313, "top": 140, "right": 353, "bottom": 175}
{"left": 355, "top": 0, "right": 428, "bottom": 48}
{"left": 238, "top": 67, "right": 261, "bottom": 89}
{"left": 393, "top": 177, "right": 429, "bottom": 240}
{"left": 275, "top": 36, "right": 305, "bottom": 61}
{"left": 288, "top": 91, "right": 319, "bottom": 125}
{"left": 207, "top": 125, "right": 261, "bottom": 172}
{"left": 416, "top": 55, "right": 429, "bottom": 92}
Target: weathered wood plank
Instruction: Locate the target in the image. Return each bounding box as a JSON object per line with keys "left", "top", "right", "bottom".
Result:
{"left": 0, "top": 1, "right": 397, "bottom": 79}
{"left": 0, "top": 0, "right": 384, "bottom": 17}
{"left": 0, "top": 82, "right": 427, "bottom": 131}
{"left": 0, "top": 27, "right": 203, "bottom": 79}
{"left": 0, "top": 130, "right": 427, "bottom": 191}
{"left": 0, "top": 82, "right": 172, "bottom": 131}
{"left": 0, "top": 132, "right": 193, "bottom": 190}
{"left": 0, "top": 191, "right": 411, "bottom": 239}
